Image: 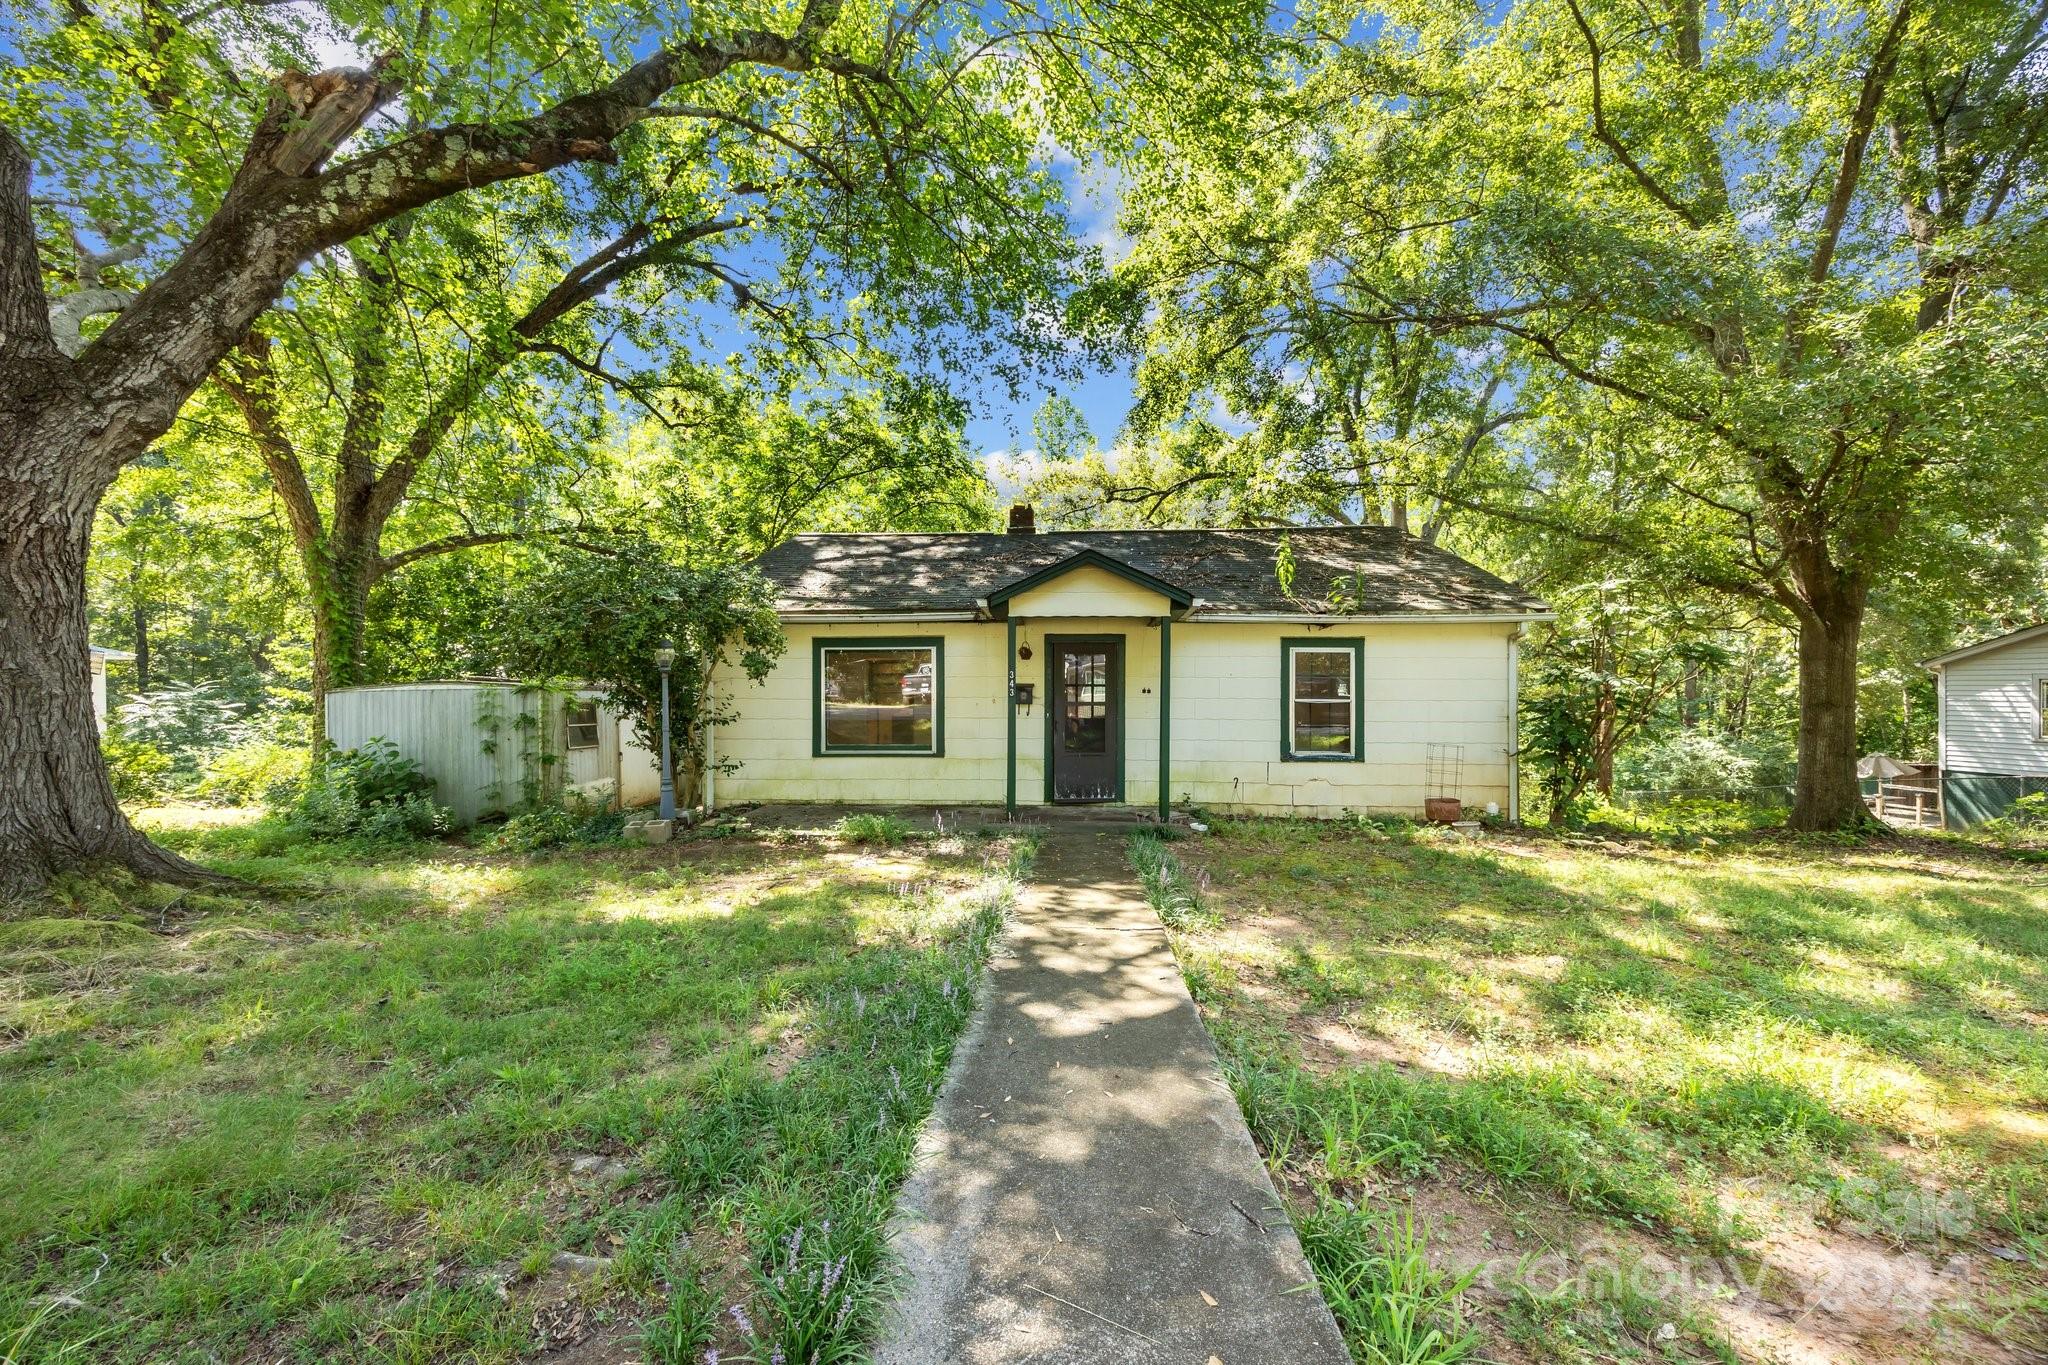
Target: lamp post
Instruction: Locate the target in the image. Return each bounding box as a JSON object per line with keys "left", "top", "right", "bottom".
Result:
{"left": 654, "top": 640, "right": 677, "bottom": 821}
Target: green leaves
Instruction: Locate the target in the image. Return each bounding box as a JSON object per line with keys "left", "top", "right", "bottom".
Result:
{"left": 496, "top": 543, "right": 784, "bottom": 786}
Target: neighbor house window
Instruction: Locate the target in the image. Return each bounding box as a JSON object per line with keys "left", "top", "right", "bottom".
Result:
{"left": 565, "top": 701, "right": 601, "bottom": 750}
{"left": 1281, "top": 638, "right": 1362, "bottom": 761}
{"left": 2038, "top": 676, "right": 2047, "bottom": 740}
{"left": 815, "top": 639, "right": 943, "bottom": 755}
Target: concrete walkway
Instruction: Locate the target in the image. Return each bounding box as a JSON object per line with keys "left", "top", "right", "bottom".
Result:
{"left": 875, "top": 829, "right": 1351, "bottom": 1365}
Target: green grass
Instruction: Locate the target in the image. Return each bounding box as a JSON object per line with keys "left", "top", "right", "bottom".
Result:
{"left": 2, "top": 812, "right": 1033, "bottom": 1363}
{"left": 1134, "top": 820, "right": 2048, "bottom": 1363}
{"left": 831, "top": 813, "right": 915, "bottom": 847}
{"left": 1296, "top": 1200, "right": 1482, "bottom": 1365}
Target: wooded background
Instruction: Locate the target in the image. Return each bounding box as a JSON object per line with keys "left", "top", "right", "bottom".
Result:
{"left": 5, "top": 0, "right": 2046, "bottom": 889}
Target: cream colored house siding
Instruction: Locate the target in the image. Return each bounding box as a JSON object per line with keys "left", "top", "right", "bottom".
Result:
{"left": 1005, "top": 564, "right": 1173, "bottom": 618}
{"left": 1939, "top": 632, "right": 2048, "bottom": 776}
{"left": 713, "top": 623, "right": 1010, "bottom": 806}
{"left": 1169, "top": 621, "right": 1514, "bottom": 816}
{"left": 713, "top": 615, "right": 1516, "bottom": 815}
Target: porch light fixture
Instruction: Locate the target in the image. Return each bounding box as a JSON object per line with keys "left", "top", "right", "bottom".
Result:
{"left": 655, "top": 640, "right": 676, "bottom": 820}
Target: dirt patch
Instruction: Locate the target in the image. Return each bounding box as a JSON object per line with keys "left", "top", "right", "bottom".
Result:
{"left": 1291, "top": 1010, "right": 1478, "bottom": 1078}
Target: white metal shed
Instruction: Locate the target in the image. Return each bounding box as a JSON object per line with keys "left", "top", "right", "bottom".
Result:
{"left": 325, "top": 680, "right": 661, "bottom": 827}
{"left": 1923, "top": 622, "right": 2048, "bottom": 827}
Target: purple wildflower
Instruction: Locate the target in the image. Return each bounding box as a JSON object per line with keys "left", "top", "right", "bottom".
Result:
{"left": 728, "top": 1302, "right": 753, "bottom": 1336}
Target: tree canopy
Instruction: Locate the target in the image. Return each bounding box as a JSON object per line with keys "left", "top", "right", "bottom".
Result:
{"left": 1073, "top": 0, "right": 2048, "bottom": 825}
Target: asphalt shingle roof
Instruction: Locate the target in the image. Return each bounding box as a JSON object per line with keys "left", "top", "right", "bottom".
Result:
{"left": 752, "top": 528, "right": 1549, "bottom": 618}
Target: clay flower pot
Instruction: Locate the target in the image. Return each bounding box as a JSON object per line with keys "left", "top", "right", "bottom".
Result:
{"left": 1424, "top": 796, "right": 1463, "bottom": 824}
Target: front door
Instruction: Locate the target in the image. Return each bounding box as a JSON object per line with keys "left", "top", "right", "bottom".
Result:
{"left": 1049, "top": 637, "right": 1121, "bottom": 802}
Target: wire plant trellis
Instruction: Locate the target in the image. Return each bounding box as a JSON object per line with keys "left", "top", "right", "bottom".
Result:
{"left": 1425, "top": 743, "right": 1465, "bottom": 801}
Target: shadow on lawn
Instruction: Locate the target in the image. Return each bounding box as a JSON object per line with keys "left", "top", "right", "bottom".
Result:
{"left": 1, "top": 835, "right": 1011, "bottom": 1364}
{"left": 1187, "top": 823, "right": 2048, "bottom": 1236}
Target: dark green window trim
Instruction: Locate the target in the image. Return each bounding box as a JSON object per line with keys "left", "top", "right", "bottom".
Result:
{"left": 1043, "top": 633, "right": 1126, "bottom": 803}
{"left": 1279, "top": 637, "right": 1364, "bottom": 762}
{"left": 813, "top": 636, "right": 946, "bottom": 757}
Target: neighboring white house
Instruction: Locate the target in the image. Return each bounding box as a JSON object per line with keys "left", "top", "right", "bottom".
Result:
{"left": 326, "top": 681, "right": 661, "bottom": 826}
{"left": 90, "top": 645, "right": 134, "bottom": 731}
{"left": 1924, "top": 622, "right": 2048, "bottom": 827}
{"left": 708, "top": 514, "right": 1552, "bottom": 820}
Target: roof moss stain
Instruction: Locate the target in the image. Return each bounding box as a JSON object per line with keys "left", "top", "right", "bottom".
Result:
{"left": 754, "top": 528, "right": 1549, "bottom": 618}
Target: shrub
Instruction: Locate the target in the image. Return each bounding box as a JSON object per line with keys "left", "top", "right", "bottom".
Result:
{"left": 283, "top": 739, "right": 448, "bottom": 843}
{"left": 481, "top": 794, "right": 627, "bottom": 852}
{"left": 832, "top": 813, "right": 913, "bottom": 846}
{"left": 103, "top": 734, "right": 175, "bottom": 803}
{"left": 195, "top": 737, "right": 307, "bottom": 807}
{"left": 1979, "top": 791, "right": 2048, "bottom": 846}
{"left": 1613, "top": 731, "right": 1761, "bottom": 797}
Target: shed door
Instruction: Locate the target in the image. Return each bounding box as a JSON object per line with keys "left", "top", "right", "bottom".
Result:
{"left": 1050, "top": 639, "right": 1121, "bottom": 803}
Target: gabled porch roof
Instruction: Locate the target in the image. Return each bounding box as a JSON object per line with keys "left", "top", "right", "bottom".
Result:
{"left": 984, "top": 547, "right": 1194, "bottom": 615}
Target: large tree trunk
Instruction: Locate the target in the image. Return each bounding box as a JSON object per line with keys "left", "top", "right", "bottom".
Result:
{"left": 304, "top": 542, "right": 377, "bottom": 747}
{"left": 0, "top": 419, "right": 212, "bottom": 896}
{"left": 1788, "top": 599, "right": 1867, "bottom": 830}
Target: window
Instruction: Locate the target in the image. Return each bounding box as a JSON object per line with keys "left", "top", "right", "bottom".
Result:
{"left": 2038, "top": 676, "right": 2047, "bottom": 740}
{"left": 565, "top": 701, "right": 601, "bottom": 750}
{"left": 815, "top": 639, "right": 943, "bottom": 755}
{"left": 1060, "top": 648, "right": 1110, "bottom": 754}
{"left": 1281, "top": 638, "right": 1362, "bottom": 760}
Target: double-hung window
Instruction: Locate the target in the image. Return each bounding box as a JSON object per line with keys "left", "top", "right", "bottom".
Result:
{"left": 815, "top": 638, "right": 944, "bottom": 755}
{"left": 2037, "top": 676, "right": 2047, "bottom": 741}
{"left": 1281, "top": 638, "right": 1362, "bottom": 760}
{"left": 565, "top": 701, "right": 601, "bottom": 750}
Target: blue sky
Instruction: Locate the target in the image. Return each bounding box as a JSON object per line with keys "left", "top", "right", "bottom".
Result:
{"left": 4, "top": 0, "right": 1147, "bottom": 481}
{"left": 959, "top": 142, "right": 1139, "bottom": 464}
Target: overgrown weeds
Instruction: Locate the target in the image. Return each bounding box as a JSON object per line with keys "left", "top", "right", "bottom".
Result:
{"left": 1139, "top": 816, "right": 2048, "bottom": 1363}
{"left": 1129, "top": 830, "right": 1219, "bottom": 930}
{"left": 1, "top": 815, "right": 1027, "bottom": 1363}
{"left": 832, "top": 813, "right": 915, "bottom": 847}
{"left": 1296, "top": 1199, "right": 1482, "bottom": 1365}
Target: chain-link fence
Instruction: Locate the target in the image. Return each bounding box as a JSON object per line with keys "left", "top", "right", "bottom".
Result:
{"left": 1942, "top": 771, "right": 2048, "bottom": 829}
{"left": 1605, "top": 772, "right": 2048, "bottom": 830}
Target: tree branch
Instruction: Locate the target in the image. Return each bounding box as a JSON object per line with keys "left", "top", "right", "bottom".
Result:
{"left": 67, "top": 0, "right": 860, "bottom": 479}
{"left": 1563, "top": 0, "right": 1703, "bottom": 229}
{"left": 214, "top": 333, "right": 324, "bottom": 560}
{"left": 363, "top": 213, "right": 746, "bottom": 529}
{"left": 374, "top": 525, "right": 613, "bottom": 577}
{"left": 0, "top": 123, "right": 57, "bottom": 361}
{"left": 1781, "top": 0, "right": 1912, "bottom": 367}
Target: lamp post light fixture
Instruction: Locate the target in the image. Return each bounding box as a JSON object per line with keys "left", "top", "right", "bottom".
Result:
{"left": 654, "top": 641, "right": 677, "bottom": 821}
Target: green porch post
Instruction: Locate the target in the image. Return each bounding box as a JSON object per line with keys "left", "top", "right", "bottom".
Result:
{"left": 1006, "top": 615, "right": 1018, "bottom": 818}
{"left": 1158, "top": 614, "right": 1171, "bottom": 821}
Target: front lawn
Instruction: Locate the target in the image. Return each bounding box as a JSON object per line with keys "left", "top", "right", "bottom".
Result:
{"left": 1136, "top": 820, "right": 2048, "bottom": 1365}
{"left": 1, "top": 812, "right": 1030, "bottom": 1363}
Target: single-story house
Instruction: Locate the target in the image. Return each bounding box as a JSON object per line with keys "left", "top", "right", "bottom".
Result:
{"left": 326, "top": 680, "right": 661, "bottom": 826}
{"left": 90, "top": 645, "right": 134, "bottom": 731}
{"left": 706, "top": 512, "right": 1552, "bottom": 820}
{"left": 1924, "top": 622, "right": 2048, "bottom": 827}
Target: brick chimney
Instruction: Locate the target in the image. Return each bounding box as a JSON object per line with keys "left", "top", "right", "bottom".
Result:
{"left": 1007, "top": 504, "right": 1036, "bottom": 535}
